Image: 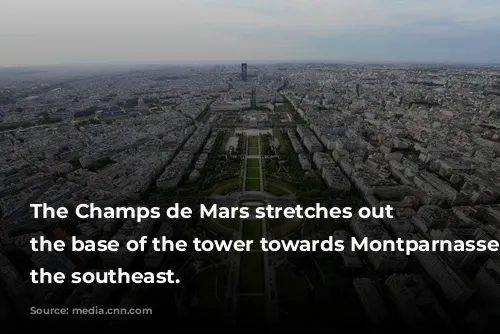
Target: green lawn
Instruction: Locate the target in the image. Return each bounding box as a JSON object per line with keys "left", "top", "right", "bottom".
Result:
{"left": 245, "top": 178, "right": 261, "bottom": 191}
{"left": 243, "top": 219, "right": 262, "bottom": 248}
{"left": 248, "top": 146, "right": 259, "bottom": 155}
{"left": 247, "top": 158, "right": 260, "bottom": 168}
{"left": 239, "top": 252, "right": 265, "bottom": 293}
{"left": 246, "top": 167, "right": 260, "bottom": 178}
{"left": 248, "top": 136, "right": 259, "bottom": 147}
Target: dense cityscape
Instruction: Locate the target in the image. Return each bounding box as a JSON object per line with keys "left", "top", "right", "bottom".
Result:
{"left": 0, "top": 62, "right": 500, "bottom": 331}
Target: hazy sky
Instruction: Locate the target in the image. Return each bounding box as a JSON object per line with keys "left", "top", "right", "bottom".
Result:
{"left": 1, "top": 0, "right": 500, "bottom": 66}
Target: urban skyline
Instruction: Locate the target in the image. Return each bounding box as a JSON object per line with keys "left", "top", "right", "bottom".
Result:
{"left": 1, "top": 60, "right": 500, "bottom": 331}
{"left": 1, "top": 1, "right": 500, "bottom": 332}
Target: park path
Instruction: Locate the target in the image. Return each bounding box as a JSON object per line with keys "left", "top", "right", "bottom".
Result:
{"left": 232, "top": 135, "right": 272, "bottom": 329}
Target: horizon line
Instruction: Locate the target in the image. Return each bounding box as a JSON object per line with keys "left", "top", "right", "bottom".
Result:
{"left": 1, "top": 59, "right": 500, "bottom": 69}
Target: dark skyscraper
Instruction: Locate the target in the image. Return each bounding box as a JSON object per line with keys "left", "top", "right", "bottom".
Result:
{"left": 241, "top": 63, "right": 247, "bottom": 82}
{"left": 250, "top": 87, "right": 256, "bottom": 109}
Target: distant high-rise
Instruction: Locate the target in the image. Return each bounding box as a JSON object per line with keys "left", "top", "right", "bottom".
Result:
{"left": 241, "top": 63, "right": 247, "bottom": 82}
{"left": 250, "top": 87, "right": 256, "bottom": 108}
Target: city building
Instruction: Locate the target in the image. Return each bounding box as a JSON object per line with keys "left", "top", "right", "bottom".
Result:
{"left": 241, "top": 63, "right": 247, "bottom": 82}
{"left": 385, "top": 274, "right": 452, "bottom": 332}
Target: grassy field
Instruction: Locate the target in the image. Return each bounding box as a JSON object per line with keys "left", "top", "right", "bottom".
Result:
{"left": 239, "top": 252, "right": 265, "bottom": 293}
{"left": 243, "top": 219, "right": 262, "bottom": 247}
{"left": 246, "top": 167, "right": 260, "bottom": 178}
{"left": 248, "top": 146, "right": 259, "bottom": 155}
{"left": 245, "top": 179, "right": 261, "bottom": 191}
{"left": 247, "top": 158, "right": 260, "bottom": 168}
{"left": 248, "top": 136, "right": 259, "bottom": 147}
